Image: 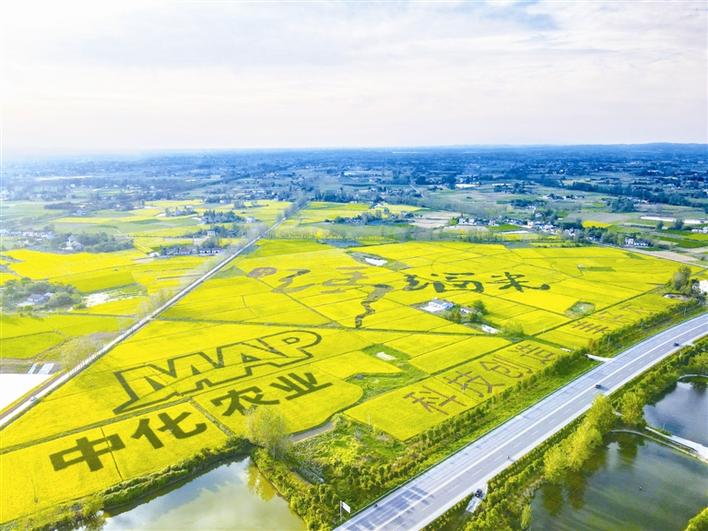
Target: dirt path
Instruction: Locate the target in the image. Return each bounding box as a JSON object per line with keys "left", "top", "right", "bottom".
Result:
{"left": 291, "top": 421, "right": 334, "bottom": 443}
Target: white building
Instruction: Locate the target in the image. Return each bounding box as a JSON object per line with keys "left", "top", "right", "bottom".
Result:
{"left": 421, "top": 299, "right": 454, "bottom": 313}
{"left": 698, "top": 280, "right": 708, "bottom": 295}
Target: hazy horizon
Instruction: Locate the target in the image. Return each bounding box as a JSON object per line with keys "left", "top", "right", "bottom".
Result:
{"left": 2, "top": 1, "right": 707, "bottom": 155}
{"left": 4, "top": 141, "right": 707, "bottom": 161}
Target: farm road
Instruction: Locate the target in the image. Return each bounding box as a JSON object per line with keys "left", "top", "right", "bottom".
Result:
{"left": 337, "top": 313, "right": 708, "bottom": 531}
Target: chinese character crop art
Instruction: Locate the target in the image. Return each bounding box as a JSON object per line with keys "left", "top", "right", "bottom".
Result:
{"left": 1, "top": 2, "right": 707, "bottom": 530}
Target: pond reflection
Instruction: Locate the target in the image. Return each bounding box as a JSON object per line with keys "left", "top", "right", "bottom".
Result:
{"left": 644, "top": 378, "right": 708, "bottom": 445}
{"left": 530, "top": 433, "right": 708, "bottom": 531}
{"left": 100, "top": 457, "right": 303, "bottom": 531}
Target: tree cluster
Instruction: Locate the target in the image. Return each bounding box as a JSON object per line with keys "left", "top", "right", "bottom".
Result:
{"left": 608, "top": 197, "right": 635, "bottom": 212}
{"left": 245, "top": 407, "right": 290, "bottom": 458}
{"left": 253, "top": 449, "right": 340, "bottom": 529}
{"left": 543, "top": 396, "right": 615, "bottom": 482}
{"left": 614, "top": 339, "right": 707, "bottom": 428}
{"left": 1, "top": 278, "right": 81, "bottom": 310}
{"left": 567, "top": 181, "right": 695, "bottom": 207}
{"left": 670, "top": 265, "right": 694, "bottom": 294}
{"left": 201, "top": 209, "right": 245, "bottom": 224}
{"left": 446, "top": 300, "right": 488, "bottom": 324}
{"left": 50, "top": 231, "right": 133, "bottom": 253}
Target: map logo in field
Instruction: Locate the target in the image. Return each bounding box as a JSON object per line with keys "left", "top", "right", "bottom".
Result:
{"left": 112, "top": 330, "right": 321, "bottom": 414}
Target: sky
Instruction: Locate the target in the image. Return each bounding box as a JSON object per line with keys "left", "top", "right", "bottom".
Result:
{"left": 1, "top": 0, "right": 706, "bottom": 155}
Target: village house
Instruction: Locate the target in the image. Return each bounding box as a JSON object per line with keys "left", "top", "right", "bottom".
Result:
{"left": 17, "top": 293, "right": 52, "bottom": 308}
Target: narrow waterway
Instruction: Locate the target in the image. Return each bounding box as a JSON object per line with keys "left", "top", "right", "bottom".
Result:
{"left": 101, "top": 457, "right": 303, "bottom": 530}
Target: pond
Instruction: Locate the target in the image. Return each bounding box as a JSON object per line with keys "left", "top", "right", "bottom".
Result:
{"left": 100, "top": 457, "right": 303, "bottom": 530}
{"left": 644, "top": 377, "right": 708, "bottom": 445}
{"left": 529, "top": 433, "right": 708, "bottom": 531}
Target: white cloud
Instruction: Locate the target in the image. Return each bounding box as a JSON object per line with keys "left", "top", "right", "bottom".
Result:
{"left": 1, "top": 0, "right": 706, "bottom": 154}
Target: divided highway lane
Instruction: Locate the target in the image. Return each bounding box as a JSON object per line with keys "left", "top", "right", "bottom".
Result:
{"left": 338, "top": 313, "right": 708, "bottom": 531}
{"left": 0, "top": 218, "right": 287, "bottom": 429}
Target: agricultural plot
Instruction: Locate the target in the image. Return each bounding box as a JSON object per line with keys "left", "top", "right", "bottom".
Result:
{"left": 275, "top": 201, "right": 420, "bottom": 239}
{"left": 347, "top": 340, "right": 563, "bottom": 439}
{"left": 0, "top": 201, "right": 59, "bottom": 228}
{"left": 0, "top": 248, "right": 210, "bottom": 323}
{"left": 0, "top": 403, "right": 227, "bottom": 521}
{"left": 0, "top": 201, "right": 294, "bottom": 378}
{"left": 50, "top": 199, "right": 289, "bottom": 248}
{"left": 0, "top": 238, "right": 688, "bottom": 524}
{"left": 0, "top": 314, "right": 130, "bottom": 361}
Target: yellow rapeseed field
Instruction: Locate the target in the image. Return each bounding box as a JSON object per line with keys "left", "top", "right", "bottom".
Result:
{"left": 0, "top": 238, "right": 687, "bottom": 524}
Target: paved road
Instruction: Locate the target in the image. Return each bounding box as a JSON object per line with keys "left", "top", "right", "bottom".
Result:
{"left": 0, "top": 218, "right": 286, "bottom": 429}
{"left": 338, "top": 313, "right": 708, "bottom": 531}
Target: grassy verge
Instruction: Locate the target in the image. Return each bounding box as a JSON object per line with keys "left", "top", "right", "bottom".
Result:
{"left": 349, "top": 345, "right": 429, "bottom": 400}
{"left": 685, "top": 507, "right": 708, "bottom": 531}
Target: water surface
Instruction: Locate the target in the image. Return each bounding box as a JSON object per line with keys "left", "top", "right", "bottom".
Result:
{"left": 530, "top": 433, "right": 708, "bottom": 531}
{"left": 102, "top": 457, "right": 303, "bottom": 530}
{"left": 644, "top": 378, "right": 707, "bottom": 445}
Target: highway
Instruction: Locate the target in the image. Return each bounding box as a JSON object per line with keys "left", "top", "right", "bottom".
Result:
{"left": 337, "top": 312, "right": 708, "bottom": 531}
{"left": 0, "top": 218, "right": 286, "bottom": 429}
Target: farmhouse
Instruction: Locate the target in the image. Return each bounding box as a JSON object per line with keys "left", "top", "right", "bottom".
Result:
{"left": 698, "top": 280, "right": 708, "bottom": 295}
{"left": 17, "top": 293, "right": 52, "bottom": 308}
{"left": 624, "top": 237, "right": 650, "bottom": 247}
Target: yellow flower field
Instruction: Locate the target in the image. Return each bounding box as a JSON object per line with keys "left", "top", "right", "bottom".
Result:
{"left": 0, "top": 238, "right": 689, "bottom": 524}
{"left": 346, "top": 378, "right": 476, "bottom": 440}
{"left": 0, "top": 403, "right": 227, "bottom": 523}
{"left": 0, "top": 314, "right": 130, "bottom": 360}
